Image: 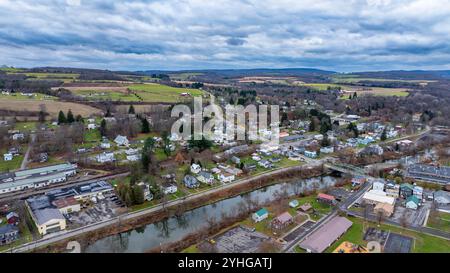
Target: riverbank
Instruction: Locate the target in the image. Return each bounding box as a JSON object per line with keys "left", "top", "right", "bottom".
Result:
{"left": 31, "top": 165, "right": 325, "bottom": 253}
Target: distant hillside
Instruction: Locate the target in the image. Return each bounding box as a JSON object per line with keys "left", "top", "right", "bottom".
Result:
{"left": 340, "top": 70, "right": 450, "bottom": 80}
{"left": 139, "top": 68, "right": 336, "bottom": 77}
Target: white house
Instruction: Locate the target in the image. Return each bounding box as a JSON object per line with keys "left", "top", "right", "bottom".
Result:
{"left": 3, "top": 153, "right": 13, "bottom": 161}
{"left": 87, "top": 123, "right": 97, "bottom": 130}
{"left": 114, "top": 135, "right": 129, "bottom": 147}
{"left": 304, "top": 150, "right": 317, "bottom": 158}
{"left": 320, "top": 146, "right": 334, "bottom": 154}
{"left": 12, "top": 133, "right": 24, "bottom": 140}
{"left": 252, "top": 208, "right": 269, "bottom": 223}
{"left": 100, "top": 141, "right": 111, "bottom": 149}
{"left": 258, "top": 160, "right": 272, "bottom": 169}
{"left": 162, "top": 183, "right": 177, "bottom": 195}
{"left": 218, "top": 173, "right": 235, "bottom": 183}
{"left": 372, "top": 180, "right": 385, "bottom": 192}
{"left": 96, "top": 152, "right": 115, "bottom": 163}
{"left": 126, "top": 154, "right": 141, "bottom": 161}
{"left": 190, "top": 163, "right": 201, "bottom": 174}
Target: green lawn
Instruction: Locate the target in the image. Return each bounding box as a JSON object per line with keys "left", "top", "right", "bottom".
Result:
{"left": 0, "top": 149, "right": 24, "bottom": 172}
{"left": 128, "top": 83, "right": 204, "bottom": 103}
{"left": 84, "top": 129, "right": 102, "bottom": 142}
{"left": 14, "top": 121, "right": 37, "bottom": 131}
{"left": 427, "top": 212, "right": 450, "bottom": 233}
{"left": 72, "top": 89, "right": 140, "bottom": 102}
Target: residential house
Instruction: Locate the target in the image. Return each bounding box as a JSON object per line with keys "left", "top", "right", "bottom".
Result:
{"left": 400, "top": 183, "right": 414, "bottom": 198}
{"left": 372, "top": 180, "right": 385, "bottom": 192}
{"left": 218, "top": 173, "right": 235, "bottom": 183}
{"left": 271, "top": 212, "right": 293, "bottom": 230}
{"left": 351, "top": 176, "right": 366, "bottom": 187}
{"left": 413, "top": 186, "right": 423, "bottom": 200}
{"left": 190, "top": 163, "right": 201, "bottom": 174}
{"left": 114, "top": 135, "right": 129, "bottom": 146}
{"left": 304, "top": 150, "right": 317, "bottom": 158}
{"left": 0, "top": 225, "right": 19, "bottom": 246}
{"left": 183, "top": 175, "right": 199, "bottom": 189}
{"left": 434, "top": 191, "right": 450, "bottom": 205}
{"left": 12, "top": 133, "right": 24, "bottom": 140}
{"left": 126, "top": 154, "right": 141, "bottom": 161}
{"left": 100, "top": 140, "right": 111, "bottom": 149}
{"left": 385, "top": 183, "right": 400, "bottom": 198}
{"left": 3, "top": 153, "right": 12, "bottom": 161}
{"left": 197, "top": 171, "right": 215, "bottom": 185}
{"left": 258, "top": 159, "right": 272, "bottom": 169}
{"left": 87, "top": 123, "right": 97, "bottom": 130}
{"left": 138, "top": 182, "right": 153, "bottom": 201}
{"left": 406, "top": 195, "right": 420, "bottom": 210}
{"left": 6, "top": 212, "right": 19, "bottom": 225}
{"left": 299, "top": 203, "right": 312, "bottom": 212}
{"left": 320, "top": 146, "right": 334, "bottom": 154}
{"left": 231, "top": 156, "right": 241, "bottom": 165}
{"left": 243, "top": 163, "right": 257, "bottom": 172}
{"left": 162, "top": 183, "right": 178, "bottom": 195}
{"left": 225, "top": 167, "right": 243, "bottom": 176}
{"left": 289, "top": 200, "right": 299, "bottom": 208}
{"left": 38, "top": 153, "right": 48, "bottom": 163}
{"left": 96, "top": 152, "right": 115, "bottom": 163}
{"left": 317, "top": 193, "right": 336, "bottom": 205}
{"left": 252, "top": 208, "right": 269, "bottom": 223}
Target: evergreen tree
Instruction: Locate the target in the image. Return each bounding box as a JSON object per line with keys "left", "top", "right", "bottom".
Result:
{"left": 129, "top": 105, "right": 135, "bottom": 114}
{"left": 99, "top": 119, "right": 107, "bottom": 136}
{"left": 105, "top": 108, "right": 112, "bottom": 117}
{"left": 141, "top": 118, "right": 150, "bottom": 133}
{"left": 321, "top": 134, "right": 330, "bottom": 147}
{"left": 75, "top": 114, "right": 83, "bottom": 123}
{"left": 132, "top": 185, "right": 144, "bottom": 205}
{"left": 381, "top": 128, "right": 387, "bottom": 141}
{"left": 67, "top": 109, "right": 75, "bottom": 123}
{"left": 58, "top": 110, "right": 66, "bottom": 124}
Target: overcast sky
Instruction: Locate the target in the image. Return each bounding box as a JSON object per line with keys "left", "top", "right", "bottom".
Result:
{"left": 1, "top": 0, "right": 450, "bottom": 72}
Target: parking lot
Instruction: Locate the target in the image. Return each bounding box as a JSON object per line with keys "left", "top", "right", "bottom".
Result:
{"left": 391, "top": 201, "right": 431, "bottom": 227}
{"left": 67, "top": 194, "right": 125, "bottom": 228}
{"left": 199, "top": 225, "right": 271, "bottom": 253}
{"left": 283, "top": 220, "right": 315, "bottom": 242}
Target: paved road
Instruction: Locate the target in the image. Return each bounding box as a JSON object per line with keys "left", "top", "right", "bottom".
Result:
{"left": 5, "top": 163, "right": 314, "bottom": 253}
{"left": 20, "top": 133, "right": 35, "bottom": 170}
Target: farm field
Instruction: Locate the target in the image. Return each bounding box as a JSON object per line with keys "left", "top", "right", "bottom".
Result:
{"left": 0, "top": 100, "right": 102, "bottom": 117}
{"left": 0, "top": 93, "right": 57, "bottom": 101}
{"left": 300, "top": 82, "right": 410, "bottom": 97}
{"left": 8, "top": 72, "right": 80, "bottom": 80}
{"left": 331, "top": 75, "right": 436, "bottom": 84}
{"left": 127, "top": 83, "right": 204, "bottom": 102}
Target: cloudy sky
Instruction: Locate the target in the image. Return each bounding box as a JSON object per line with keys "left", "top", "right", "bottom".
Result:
{"left": 0, "top": 0, "right": 450, "bottom": 72}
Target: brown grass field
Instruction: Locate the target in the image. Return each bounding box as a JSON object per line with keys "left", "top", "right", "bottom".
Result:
{"left": 0, "top": 100, "right": 102, "bottom": 117}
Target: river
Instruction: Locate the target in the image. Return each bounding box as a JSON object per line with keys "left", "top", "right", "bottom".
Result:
{"left": 84, "top": 175, "right": 339, "bottom": 253}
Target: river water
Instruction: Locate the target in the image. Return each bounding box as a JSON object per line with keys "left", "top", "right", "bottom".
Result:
{"left": 84, "top": 175, "right": 338, "bottom": 253}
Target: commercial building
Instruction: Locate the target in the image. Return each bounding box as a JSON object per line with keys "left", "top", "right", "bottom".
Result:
{"left": 0, "top": 163, "right": 77, "bottom": 195}
{"left": 406, "top": 164, "right": 450, "bottom": 184}
{"left": 300, "top": 216, "right": 353, "bottom": 253}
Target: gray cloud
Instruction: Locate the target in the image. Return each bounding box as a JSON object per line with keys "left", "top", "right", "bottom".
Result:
{"left": 0, "top": 0, "right": 449, "bottom": 71}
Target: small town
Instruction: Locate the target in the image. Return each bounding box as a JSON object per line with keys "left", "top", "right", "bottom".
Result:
{"left": 0, "top": 1, "right": 449, "bottom": 267}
